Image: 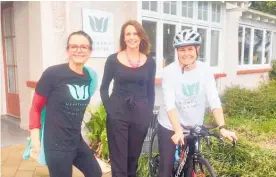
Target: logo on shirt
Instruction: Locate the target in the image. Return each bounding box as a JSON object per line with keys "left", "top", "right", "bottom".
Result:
{"left": 183, "top": 81, "right": 199, "bottom": 97}
{"left": 67, "top": 84, "right": 90, "bottom": 100}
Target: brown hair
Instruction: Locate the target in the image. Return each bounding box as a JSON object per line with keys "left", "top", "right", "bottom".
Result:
{"left": 66, "top": 30, "right": 93, "bottom": 50}
{"left": 120, "top": 20, "right": 151, "bottom": 56}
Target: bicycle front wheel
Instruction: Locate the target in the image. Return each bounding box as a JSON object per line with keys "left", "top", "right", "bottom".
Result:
{"left": 187, "top": 156, "right": 216, "bottom": 177}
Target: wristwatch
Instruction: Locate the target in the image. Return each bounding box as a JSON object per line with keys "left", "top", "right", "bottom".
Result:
{"left": 219, "top": 125, "right": 227, "bottom": 130}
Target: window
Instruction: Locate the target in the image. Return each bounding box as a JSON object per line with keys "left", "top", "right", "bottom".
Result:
{"left": 140, "top": 2, "right": 224, "bottom": 76}
{"left": 142, "top": 20, "right": 157, "bottom": 61}
{"left": 182, "top": 1, "right": 193, "bottom": 18}
{"left": 142, "top": 1, "right": 158, "bottom": 12}
{"left": 197, "top": 1, "right": 208, "bottom": 21}
{"left": 238, "top": 25, "right": 274, "bottom": 66}
{"left": 197, "top": 28, "right": 207, "bottom": 62}
{"left": 212, "top": 3, "right": 221, "bottom": 23}
{"left": 163, "top": 24, "right": 175, "bottom": 66}
{"left": 272, "top": 33, "right": 276, "bottom": 61}
{"left": 265, "top": 31, "right": 271, "bottom": 64}
{"left": 210, "top": 30, "right": 220, "bottom": 67}
{"left": 163, "top": 1, "right": 177, "bottom": 15}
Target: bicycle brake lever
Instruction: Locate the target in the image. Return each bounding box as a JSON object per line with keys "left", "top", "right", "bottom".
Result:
{"left": 232, "top": 139, "right": 237, "bottom": 148}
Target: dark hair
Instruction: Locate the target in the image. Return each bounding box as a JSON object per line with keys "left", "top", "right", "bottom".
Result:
{"left": 66, "top": 30, "right": 93, "bottom": 50}
{"left": 120, "top": 20, "right": 151, "bottom": 56}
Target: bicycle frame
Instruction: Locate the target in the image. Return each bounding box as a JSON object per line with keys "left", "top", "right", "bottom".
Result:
{"left": 173, "top": 129, "right": 212, "bottom": 177}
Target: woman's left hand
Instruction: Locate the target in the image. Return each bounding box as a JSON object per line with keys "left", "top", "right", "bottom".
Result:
{"left": 220, "top": 128, "right": 238, "bottom": 142}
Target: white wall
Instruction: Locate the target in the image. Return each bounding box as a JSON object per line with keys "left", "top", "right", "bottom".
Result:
{"left": 13, "top": 2, "right": 31, "bottom": 129}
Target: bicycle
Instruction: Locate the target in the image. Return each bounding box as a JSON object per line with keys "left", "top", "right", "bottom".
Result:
{"left": 149, "top": 122, "right": 237, "bottom": 177}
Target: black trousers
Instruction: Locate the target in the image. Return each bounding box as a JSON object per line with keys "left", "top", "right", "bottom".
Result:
{"left": 45, "top": 140, "right": 102, "bottom": 177}
{"left": 107, "top": 117, "right": 149, "bottom": 177}
{"left": 157, "top": 123, "right": 177, "bottom": 177}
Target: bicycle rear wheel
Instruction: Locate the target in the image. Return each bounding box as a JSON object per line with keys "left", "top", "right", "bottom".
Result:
{"left": 186, "top": 156, "right": 216, "bottom": 177}
{"left": 149, "top": 129, "right": 159, "bottom": 177}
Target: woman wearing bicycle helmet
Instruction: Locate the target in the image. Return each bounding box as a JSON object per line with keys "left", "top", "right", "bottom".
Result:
{"left": 156, "top": 29, "right": 238, "bottom": 177}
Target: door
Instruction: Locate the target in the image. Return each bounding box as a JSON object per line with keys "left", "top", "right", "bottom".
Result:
{"left": 1, "top": 2, "right": 20, "bottom": 118}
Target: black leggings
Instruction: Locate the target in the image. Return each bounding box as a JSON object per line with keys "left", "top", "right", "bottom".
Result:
{"left": 45, "top": 140, "right": 102, "bottom": 177}
{"left": 157, "top": 123, "right": 177, "bottom": 177}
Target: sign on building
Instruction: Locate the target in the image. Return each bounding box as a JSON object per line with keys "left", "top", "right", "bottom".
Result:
{"left": 82, "top": 9, "right": 114, "bottom": 58}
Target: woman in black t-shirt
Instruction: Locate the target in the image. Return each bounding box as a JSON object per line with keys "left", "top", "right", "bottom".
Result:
{"left": 28, "top": 31, "right": 102, "bottom": 177}
{"left": 100, "top": 20, "right": 156, "bottom": 177}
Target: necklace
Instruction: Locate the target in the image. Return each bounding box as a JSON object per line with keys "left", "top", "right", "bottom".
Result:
{"left": 125, "top": 50, "right": 141, "bottom": 68}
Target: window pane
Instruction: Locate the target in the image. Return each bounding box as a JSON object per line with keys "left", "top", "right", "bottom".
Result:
{"left": 197, "top": 28, "right": 207, "bottom": 62}
{"left": 198, "top": 9, "right": 202, "bottom": 20}
{"left": 210, "top": 30, "right": 219, "bottom": 66}
{"left": 142, "top": 21, "right": 157, "bottom": 61}
{"left": 272, "top": 33, "right": 276, "bottom": 61}
{"left": 3, "top": 8, "right": 12, "bottom": 37}
{"left": 238, "top": 26, "right": 243, "bottom": 65}
{"left": 188, "top": 1, "right": 193, "bottom": 8}
{"left": 7, "top": 66, "right": 16, "bottom": 93}
{"left": 181, "top": 26, "right": 192, "bottom": 30}
{"left": 244, "top": 28, "right": 251, "bottom": 64}
{"left": 171, "top": 1, "right": 177, "bottom": 15}
{"left": 203, "top": 2, "right": 208, "bottom": 10}
{"left": 163, "top": 24, "right": 175, "bottom": 66}
{"left": 253, "top": 29, "right": 263, "bottom": 64}
{"left": 265, "top": 31, "right": 271, "bottom": 64}
{"left": 203, "top": 10, "right": 208, "bottom": 21}
{"left": 182, "top": 1, "right": 188, "bottom": 17}
{"left": 150, "top": 1, "right": 158, "bottom": 11}
{"left": 198, "top": 2, "right": 202, "bottom": 20}
{"left": 142, "top": 1, "right": 150, "bottom": 10}
{"left": 217, "top": 12, "right": 220, "bottom": 23}
{"left": 5, "top": 38, "right": 14, "bottom": 65}
{"left": 164, "top": 1, "right": 170, "bottom": 14}
{"left": 188, "top": 7, "right": 193, "bottom": 18}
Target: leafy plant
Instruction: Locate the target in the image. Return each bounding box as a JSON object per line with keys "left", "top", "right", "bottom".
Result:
{"left": 221, "top": 80, "right": 276, "bottom": 119}
{"left": 269, "top": 60, "right": 276, "bottom": 80}
{"left": 84, "top": 103, "right": 109, "bottom": 161}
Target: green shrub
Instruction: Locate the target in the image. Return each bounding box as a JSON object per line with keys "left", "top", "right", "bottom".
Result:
{"left": 269, "top": 60, "right": 276, "bottom": 80}
{"left": 221, "top": 80, "right": 276, "bottom": 119}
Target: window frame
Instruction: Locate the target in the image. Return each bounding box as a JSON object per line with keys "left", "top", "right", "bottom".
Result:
{"left": 238, "top": 23, "right": 276, "bottom": 70}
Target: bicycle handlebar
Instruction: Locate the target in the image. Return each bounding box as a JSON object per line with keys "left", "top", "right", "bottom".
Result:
{"left": 183, "top": 124, "right": 237, "bottom": 147}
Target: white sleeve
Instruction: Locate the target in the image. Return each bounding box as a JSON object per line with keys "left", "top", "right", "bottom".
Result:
{"left": 204, "top": 67, "right": 222, "bottom": 110}
{"left": 162, "top": 67, "right": 176, "bottom": 111}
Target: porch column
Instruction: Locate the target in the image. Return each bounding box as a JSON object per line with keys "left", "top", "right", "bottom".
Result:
{"left": 221, "top": 3, "right": 244, "bottom": 91}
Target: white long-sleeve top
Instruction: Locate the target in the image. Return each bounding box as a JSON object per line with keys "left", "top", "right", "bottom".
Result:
{"left": 157, "top": 60, "right": 222, "bottom": 131}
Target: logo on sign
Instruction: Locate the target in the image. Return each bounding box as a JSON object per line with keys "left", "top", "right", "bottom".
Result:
{"left": 89, "top": 16, "right": 109, "bottom": 33}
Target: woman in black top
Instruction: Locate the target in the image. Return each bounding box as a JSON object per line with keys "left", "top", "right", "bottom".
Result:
{"left": 100, "top": 20, "right": 156, "bottom": 177}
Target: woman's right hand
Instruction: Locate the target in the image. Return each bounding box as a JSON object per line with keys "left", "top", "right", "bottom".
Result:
{"left": 31, "top": 140, "right": 41, "bottom": 159}
{"left": 171, "top": 131, "right": 184, "bottom": 145}
{"left": 30, "top": 129, "right": 41, "bottom": 159}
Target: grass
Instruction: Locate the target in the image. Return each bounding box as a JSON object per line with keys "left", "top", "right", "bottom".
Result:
{"left": 138, "top": 117, "right": 276, "bottom": 177}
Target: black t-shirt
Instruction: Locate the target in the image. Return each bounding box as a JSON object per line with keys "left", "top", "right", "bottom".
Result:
{"left": 35, "top": 63, "right": 92, "bottom": 151}
{"left": 100, "top": 53, "right": 156, "bottom": 125}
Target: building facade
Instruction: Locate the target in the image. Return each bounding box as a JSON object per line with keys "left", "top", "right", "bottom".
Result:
{"left": 1, "top": 1, "right": 276, "bottom": 134}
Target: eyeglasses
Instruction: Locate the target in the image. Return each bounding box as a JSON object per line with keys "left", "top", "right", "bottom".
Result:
{"left": 68, "top": 44, "right": 91, "bottom": 52}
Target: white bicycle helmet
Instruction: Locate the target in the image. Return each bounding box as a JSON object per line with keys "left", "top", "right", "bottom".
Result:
{"left": 173, "top": 29, "right": 202, "bottom": 48}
